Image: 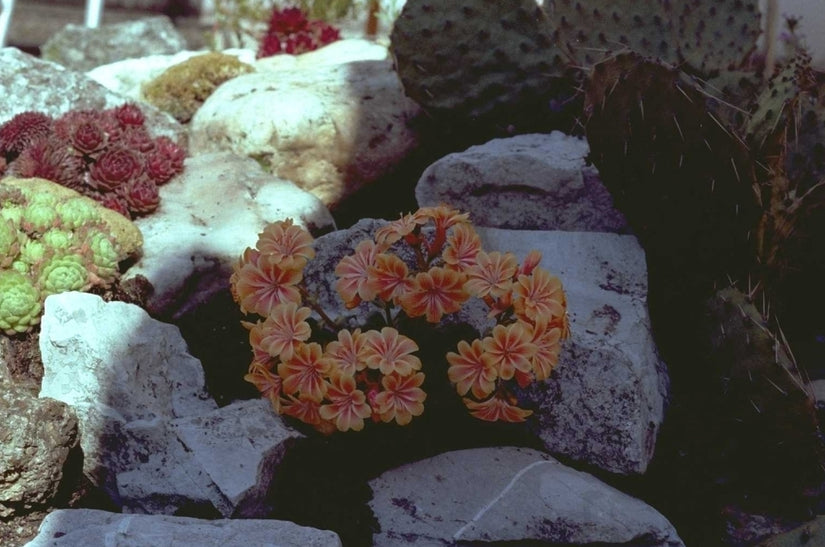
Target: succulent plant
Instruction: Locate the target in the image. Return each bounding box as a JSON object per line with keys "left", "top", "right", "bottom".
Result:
{"left": 257, "top": 7, "right": 341, "bottom": 59}
{"left": 0, "top": 103, "right": 186, "bottom": 219}
{"left": 0, "top": 181, "right": 129, "bottom": 334}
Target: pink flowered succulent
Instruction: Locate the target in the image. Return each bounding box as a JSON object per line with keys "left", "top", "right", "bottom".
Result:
{"left": 256, "top": 7, "right": 341, "bottom": 59}
{"left": 0, "top": 104, "right": 186, "bottom": 219}
{"left": 231, "top": 206, "right": 571, "bottom": 434}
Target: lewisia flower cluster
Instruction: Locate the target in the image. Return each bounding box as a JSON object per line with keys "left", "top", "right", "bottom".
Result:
{"left": 256, "top": 6, "right": 341, "bottom": 58}
{"left": 0, "top": 104, "right": 186, "bottom": 219}
{"left": 230, "top": 206, "right": 569, "bottom": 434}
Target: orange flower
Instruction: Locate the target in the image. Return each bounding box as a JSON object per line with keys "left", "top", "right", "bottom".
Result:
{"left": 398, "top": 267, "right": 469, "bottom": 323}
{"left": 530, "top": 320, "right": 563, "bottom": 381}
{"left": 281, "top": 394, "right": 335, "bottom": 433}
{"left": 518, "top": 249, "right": 542, "bottom": 276}
{"left": 257, "top": 302, "right": 312, "bottom": 360}
{"left": 464, "top": 251, "right": 518, "bottom": 299}
{"left": 233, "top": 251, "right": 303, "bottom": 316}
{"left": 373, "top": 372, "right": 426, "bottom": 425}
{"left": 278, "top": 342, "right": 329, "bottom": 401}
{"left": 363, "top": 327, "right": 421, "bottom": 375}
{"left": 442, "top": 223, "right": 482, "bottom": 271}
{"left": 374, "top": 213, "right": 428, "bottom": 248}
{"left": 446, "top": 339, "right": 497, "bottom": 399}
{"left": 323, "top": 328, "right": 369, "bottom": 377}
{"left": 245, "top": 320, "right": 276, "bottom": 366}
{"left": 244, "top": 362, "right": 283, "bottom": 412}
{"left": 482, "top": 322, "right": 536, "bottom": 380}
{"left": 319, "top": 374, "right": 373, "bottom": 432}
{"left": 334, "top": 240, "right": 379, "bottom": 308}
{"left": 513, "top": 267, "right": 566, "bottom": 324}
{"left": 365, "top": 253, "right": 412, "bottom": 303}
{"left": 416, "top": 204, "right": 470, "bottom": 231}
{"left": 256, "top": 218, "right": 315, "bottom": 263}
{"left": 463, "top": 396, "right": 533, "bottom": 422}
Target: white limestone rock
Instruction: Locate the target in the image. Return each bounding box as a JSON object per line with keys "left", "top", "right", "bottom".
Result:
{"left": 0, "top": 47, "right": 184, "bottom": 143}
{"left": 38, "top": 293, "right": 302, "bottom": 516}
{"left": 25, "top": 509, "right": 342, "bottom": 547}
{"left": 188, "top": 39, "right": 420, "bottom": 208}
{"left": 477, "top": 227, "right": 668, "bottom": 475}
{"left": 369, "top": 446, "right": 684, "bottom": 546}
{"left": 416, "top": 132, "right": 627, "bottom": 232}
{"left": 124, "top": 152, "right": 335, "bottom": 319}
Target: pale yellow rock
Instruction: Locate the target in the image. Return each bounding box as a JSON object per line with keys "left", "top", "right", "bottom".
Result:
{"left": 0, "top": 177, "right": 143, "bottom": 258}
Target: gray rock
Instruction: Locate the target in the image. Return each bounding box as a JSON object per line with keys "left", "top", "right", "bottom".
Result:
{"left": 476, "top": 228, "right": 668, "bottom": 475}
{"left": 369, "top": 446, "right": 684, "bottom": 546}
{"left": 41, "top": 16, "right": 188, "bottom": 72}
{"left": 0, "top": 47, "right": 184, "bottom": 143}
{"left": 0, "top": 384, "right": 78, "bottom": 518}
{"left": 38, "top": 293, "right": 302, "bottom": 517}
{"left": 415, "top": 132, "right": 628, "bottom": 232}
{"left": 24, "top": 508, "right": 342, "bottom": 547}
{"left": 124, "top": 152, "right": 336, "bottom": 319}
{"left": 189, "top": 40, "right": 420, "bottom": 208}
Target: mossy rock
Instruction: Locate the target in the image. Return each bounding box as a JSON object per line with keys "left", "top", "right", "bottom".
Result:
{"left": 141, "top": 52, "right": 254, "bottom": 123}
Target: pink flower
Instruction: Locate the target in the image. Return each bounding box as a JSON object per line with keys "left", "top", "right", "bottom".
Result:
{"left": 373, "top": 372, "right": 426, "bottom": 425}
{"left": 530, "top": 320, "right": 563, "bottom": 381}
{"left": 281, "top": 394, "right": 335, "bottom": 433}
{"left": 513, "top": 267, "right": 566, "bottom": 324}
{"left": 323, "top": 328, "right": 369, "bottom": 377}
{"left": 256, "top": 218, "right": 315, "bottom": 264}
{"left": 319, "top": 374, "right": 372, "bottom": 432}
{"left": 463, "top": 396, "right": 533, "bottom": 422}
{"left": 463, "top": 251, "right": 518, "bottom": 299}
{"left": 334, "top": 240, "right": 379, "bottom": 308}
{"left": 244, "top": 362, "right": 283, "bottom": 412}
{"left": 482, "top": 322, "right": 536, "bottom": 380}
{"left": 256, "top": 302, "right": 313, "bottom": 360}
{"left": 232, "top": 250, "right": 303, "bottom": 316}
{"left": 446, "top": 339, "right": 497, "bottom": 399}
{"left": 363, "top": 327, "right": 421, "bottom": 376}
{"left": 365, "top": 252, "right": 412, "bottom": 303}
{"left": 278, "top": 342, "right": 329, "bottom": 401}
{"left": 398, "top": 267, "right": 468, "bottom": 323}
{"left": 442, "top": 223, "right": 481, "bottom": 271}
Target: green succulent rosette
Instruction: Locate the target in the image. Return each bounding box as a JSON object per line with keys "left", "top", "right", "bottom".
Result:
{"left": 22, "top": 199, "right": 59, "bottom": 234}
{"left": 57, "top": 198, "right": 101, "bottom": 231}
{"left": 0, "top": 217, "right": 21, "bottom": 268}
{"left": 37, "top": 253, "right": 91, "bottom": 297}
{"left": 0, "top": 270, "right": 43, "bottom": 334}
{"left": 82, "top": 226, "right": 121, "bottom": 284}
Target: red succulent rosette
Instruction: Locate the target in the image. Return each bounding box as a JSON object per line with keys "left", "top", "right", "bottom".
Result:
{"left": 0, "top": 111, "right": 53, "bottom": 158}
{"left": 89, "top": 146, "right": 143, "bottom": 192}
{"left": 71, "top": 121, "right": 107, "bottom": 155}
{"left": 113, "top": 103, "right": 145, "bottom": 127}
{"left": 95, "top": 192, "right": 132, "bottom": 219}
{"left": 311, "top": 20, "right": 340, "bottom": 46}
{"left": 122, "top": 176, "right": 160, "bottom": 214}
{"left": 268, "top": 7, "right": 308, "bottom": 34}
{"left": 11, "top": 136, "right": 86, "bottom": 191}
{"left": 121, "top": 125, "right": 156, "bottom": 153}
{"left": 258, "top": 34, "right": 283, "bottom": 58}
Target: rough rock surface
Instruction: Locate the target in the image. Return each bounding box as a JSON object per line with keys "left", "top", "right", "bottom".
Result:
{"left": 477, "top": 227, "right": 667, "bottom": 475}
{"left": 189, "top": 39, "right": 420, "bottom": 208}
{"left": 25, "top": 509, "right": 342, "bottom": 547}
{"left": 0, "top": 383, "right": 78, "bottom": 518}
{"left": 369, "top": 446, "right": 685, "bottom": 546}
{"left": 41, "top": 16, "right": 188, "bottom": 72}
{"left": 0, "top": 47, "right": 184, "bottom": 143}
{"left": 415, "top": 131, "right": 628, "bottom": 232}
{"left": 123, "top": 152, "right": 335, "bottom": 319}
{"left": 38, "top": 292, "right": 303, "bottom": 516}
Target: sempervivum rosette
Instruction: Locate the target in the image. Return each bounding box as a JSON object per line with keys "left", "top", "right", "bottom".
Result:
{"left": 37, "top": 253, "right": 92, "bottom": 297}
{"left": 12, "top": 137, "right": 86, "bottom": 191}
{"left": 89, "top": 146, "right": 143, "bottom": 192}
{"left": 122, "top": 177, "right": 160, "bottom": 215}
{"left": 0, "top": 269, "right": 42, "bottom": 335}
{"left": 0, "top": 112, "right": 52, "bottom": 160}
{"left": 0, "top": 217, "right": 21, "bottom": 268}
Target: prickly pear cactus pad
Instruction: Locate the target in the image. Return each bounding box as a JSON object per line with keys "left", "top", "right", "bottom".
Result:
{"left": 584, "top": 52, "right": 761, "bottom": 287}
{"left": 390, "top": 0, "right": 572, "bottom": 124}
{"left": 701, "top": 287, "right": 825, "bottom": 514}
{"left": 550, "top": 0, "right": 761, "bottom": 75}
